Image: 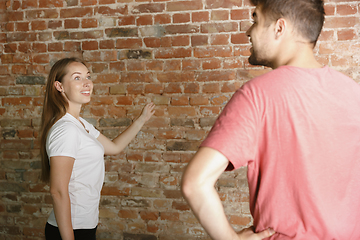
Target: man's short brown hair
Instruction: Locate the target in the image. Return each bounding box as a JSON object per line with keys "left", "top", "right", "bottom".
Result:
{"left": 250, "top": 0, "right": 325, "bottom": 45}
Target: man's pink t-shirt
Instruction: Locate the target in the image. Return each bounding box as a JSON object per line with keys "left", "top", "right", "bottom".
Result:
{"left": 201, "top": 66, "right": 360, "bottom": 239}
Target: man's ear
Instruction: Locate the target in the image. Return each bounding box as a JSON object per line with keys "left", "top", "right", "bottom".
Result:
{"left": 274, "top": 18, "right": 286, "bottom": 39}
{"left": 54, "top": 81, "right": 63, "bottom": 93}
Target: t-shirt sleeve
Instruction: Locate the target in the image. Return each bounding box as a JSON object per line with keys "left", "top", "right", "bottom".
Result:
{"left": 200, "top": 85, "right": 260, "bottom": 170}
{"left": 46, "top": 122, "right": 80, "bottom": 159}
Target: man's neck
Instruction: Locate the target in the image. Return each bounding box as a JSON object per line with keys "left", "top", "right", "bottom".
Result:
{"left": 273, "top": 39, "right": 323, "bottom": 69}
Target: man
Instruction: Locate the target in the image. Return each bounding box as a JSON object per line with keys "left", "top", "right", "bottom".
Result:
{"left": 181, "top": 0, "right": 360, "bottom": 239}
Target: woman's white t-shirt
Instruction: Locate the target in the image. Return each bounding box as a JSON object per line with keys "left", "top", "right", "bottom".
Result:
{"left": 46, "top": 113, "right": 105, "bottom": 229}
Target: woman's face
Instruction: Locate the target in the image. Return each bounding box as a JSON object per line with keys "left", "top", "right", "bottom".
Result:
{"left": 55, "top": 62, "right": 93, "bottom": 110}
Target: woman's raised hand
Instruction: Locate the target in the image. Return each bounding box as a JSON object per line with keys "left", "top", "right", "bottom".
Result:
{"left": 138, "top": 102, "right": 155, "bottom": 123}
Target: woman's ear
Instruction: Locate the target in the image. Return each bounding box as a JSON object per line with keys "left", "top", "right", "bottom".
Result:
{"left": 54, "top": 81, "right": 63, "bottom": 93}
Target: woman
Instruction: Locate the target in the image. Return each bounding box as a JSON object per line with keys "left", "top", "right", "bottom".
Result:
{"left": 39, "top": 57, "right": 155, "bottom": 240}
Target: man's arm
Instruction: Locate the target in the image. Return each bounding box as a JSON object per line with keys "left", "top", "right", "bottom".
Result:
{"left": 181, "top": 147, "right": 275, "bottom": 240}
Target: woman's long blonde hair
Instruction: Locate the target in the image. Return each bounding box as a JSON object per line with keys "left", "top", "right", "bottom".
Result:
{"left": 40, "top": 57, "right": 87, "bottom": 182}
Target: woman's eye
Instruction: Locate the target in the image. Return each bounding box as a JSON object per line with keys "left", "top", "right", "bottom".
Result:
{"left": 87, "top": 76, "right": 92, "bottom": 80}
{"left": 74, "top": 76, "right": 80, "bottom": 80}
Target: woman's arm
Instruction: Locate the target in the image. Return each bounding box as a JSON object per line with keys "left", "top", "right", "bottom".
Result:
{"left": 49, "top": 156, "right": 75, "bottom": 240}
{"left": 97, "top": 103, "right": 155, "bottom": 156}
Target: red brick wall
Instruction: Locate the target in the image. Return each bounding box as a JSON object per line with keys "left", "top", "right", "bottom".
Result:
{"left": 0, "top": 0, "right": 359, "bottom": 239}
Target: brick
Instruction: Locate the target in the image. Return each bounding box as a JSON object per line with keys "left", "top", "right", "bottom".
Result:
{"left": 140, "top": 211, "right": 159, "bottom": 220}
{"left": 101, "top": 186, "right": 130, "bottom": 196}
{"left": 154, "top": 47, "right": 191, "bottom": 59}
{"left": 164, "top": 60, "right": 181, "bottom": 71}
{"left": 191, "top": 35, "right": 208, "bottom": 46}
{"left": 231, "top": 9, "right": 250, "bottom": 20}
{"left": 11, "top": 65, "right": 27, "bottom": 75}
{"left": 119, "top": 209, "right": 138, "bottom": 219}
{"left": 48, "top": 42, "right": 63, "bottom": 52}
{"left": 48, "top": 20, "right": 62, "bottom": 29}
{"left": 4, "top": 44, "right": 17, "bottom": 53}
{"left": 64, "top": 41, "right": 81, "bottom": 51}
{"left": 121, "top": 72, "right": 153, "bottom": 82}
{"left": 26, "top": 9, "right": 59, "bottom": 19}
{"left": 127, "top": 84, "right": 144, "bottom": 94}
{"left": 2, "top": 97, "right": 32, "bottom": 106}
{"left": 90, "top": 63, "right": 108, "bottom": 73}
{"left": 54, "top": 31, "right": 70, "bottom": 40}
{"left": 125, "top": 50, "right": 152, "bottom": 59}
{"left": 197, "top": 70, "right": 236, "bottom": 81}
{"left": 165, "top": 24, "right": 199, "bottom": 34}
{"left": 211, "top": 10, "right": 229, "bottom": 20}
{"left": 146, "top": 60, "right": 163, "bottom": 71}
{"left": 231, "top": 32, "right": 249, "bottom": 44}
{"left": 337, "top": 29, "right": 356, "bottom": 40}
{"left": 167, "top": 0, "right": 202, "bottom": 11}
{"left": 136, "top": 15, "right": 153, "bottom": 26}
{"left": 90, "top": 96, "right": 114, "bottom": 106}
{"left": 81, "top": 0, "right": 97, "bottom": 6}
{"left": 99, "top": 39, "right": 115, "bottom": 49}
{"left": 16, "top": 22, "right": 29, "bottom": 31}
{"left": 168, "top": 106, "right": 196, "bottom": 117}
{"left": 211, "top": 95, "right": 229, "bottom": 105}
{"left": 154, "top": 13, "right": 171, "bottom": 24}
{"left": 132, "top": 3, "right": 165, "bottom": 13}
{"left": 96, "top": 5, "right": 127, "bottom": 16}
{"left": 173, "top": 13, "right": 190, "bottom": 23}
{"left": 324, "top": 4, "right": 335, "bottom": 15}
{"left": 22, "top": 0, "right": 37, "bottom": 8}
{"left": 18, "top": 43, "right": 31, "bottom": 53}
{"left": 186, "top": 129, "right": 206, "bottom": 140}
{"left": 39, "top": 0, "right": 63, "bottom": 7}
{"left": 60, "top": 7, "right": 93, "bottom": 18}
{"left": 318, "top": 30, "right": 335, "bottom": 41}
{"left": 192, "top": 11, "right": 210, "bottom": 22}
{"left": 182, "top": 59, "right": 201, "bottom": 70}
{"left": 200, "top": 117, "right": 217, "bottom": 127}
{"left": 201, "top": 22, "right": 238, "bottom": 33}
{"left": 82, "top": 40, "right": 98, "bottom": 50}
{"left": 116, "top": 96, "right": 133, "bottom": 105}
{"left": 336, "top": 4, "right": 357, "bottom": 15}
{"left": 171, "top": 35, "right": 190, "bottom": 46}
{"left": 211, "top": 34, "right": 230, "bottom": 45}
{"left": 194, "top": 46, "right": 232, "bottom": 58}
{"left": 202, "top": 58, "right": 222, "bottom": 70}
{"left": 82, "top": 18, "right": 97, "bottom": 28}
{"left": 65, "top": 19, "right": 80, "bottom": 29}
{"left": 224, "top": 58, "right": 243, "bottom": 69}
{"left": 184, "top": 83, "right": 200, "bottom": 93}
{"left": 145, "top": 84, "right": 163, "bottom": 94}
{"left": 171, "top": 96, "right": 189, "bottom": 105}
{"left": 229, "top": 215, "right": 251, "bottom": 225}
{"left": 116, "top": 39, "right": 143, "bottom": 49}
{"left": 8, "top": 11, "right": 23, "bottom": 21}
{"left": 70, "top": 30, "right": 103, "bottom": 39}
{"left": 110, "top": 62, "right": 126, "bottom": 72}
{"left": 205, "top": 0, "right": 242, "bottom": 9}
{"left": 127, "top": 60, "right": 145, "bottom": 71}
{"left": 189, "top": 95, "right": 208, "bottom": 105}
{"left": 157, "top": 72, "right": 195, "bottom": 82}
{"left": 33, "top": 54, "right": 50, "bottom": 64}
{"left": 119, "top": 16, "right": 136, "bottom": 26}
{"left": 164, "top": 83, "right": 182, "bottom": 93}
{"left": 324, "top": 16, "right": 358, "bottom": 28}
{"left": 7, "top": 32, "right": 37, "bottom": 42}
